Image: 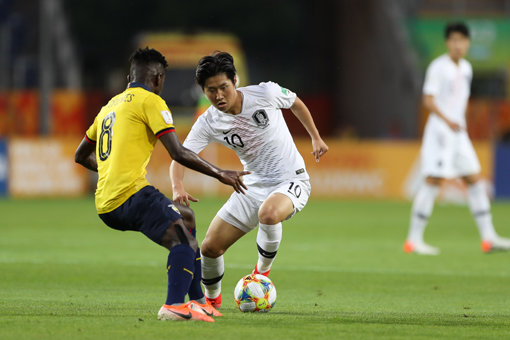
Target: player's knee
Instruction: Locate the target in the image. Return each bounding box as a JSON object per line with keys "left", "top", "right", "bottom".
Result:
{"left": 462, "top": 174, "right": 479, "bottom": 185}
{"left": 188, "top": 237, "right": 198, "bottom": 252}
{"left": 174, "top": 203, "right": 196, "bottom": 230}
{"left": 160, "top": 222, "right": 198, "bottom": 252}
{"left": 201, "top": 240, "right": 224, "bottom": 258}
{"left": 258, "top": 208, "right": 280, "bottom": 225}
{"left": 425, "top": 176, "right": 443, "bottom": 186}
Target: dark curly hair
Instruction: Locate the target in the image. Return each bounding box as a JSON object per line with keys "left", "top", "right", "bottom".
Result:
{"left": 130, "top": 47, "right": 168, "bottom": 68}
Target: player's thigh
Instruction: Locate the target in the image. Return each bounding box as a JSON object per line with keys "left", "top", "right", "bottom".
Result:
{"left": 258, "top": 193, "right": 294, "bottom": 224}
{"left": 202, "top": 215, "right": 246, "bottom": 257}
{"left": 425, "top": 176, "right": 444, "bottom": 186}
{"left": 454, "top": 133, "right": 481, "bottom": 178}
{"left": 421, "top": 124, "right": 455, "bottom": 178}
{"left": 202, "top": 193, "right": 260, "bottom": 257}
{"left": 138, "top": 188, "right": 186, "bottom": 244}
{"left": 173, "top": 201, "right": 196, "bottom": 230}
{"left": 98, "top": 186, "right": 189, "bottom": 247}
{"left": 262, "top": 179, "right": 311, "bottom": 222}
{"left": 216, "top": 192, "right": 260, "bottom": 233}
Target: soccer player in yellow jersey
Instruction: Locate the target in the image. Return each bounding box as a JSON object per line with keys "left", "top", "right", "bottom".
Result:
{"left": 75, "top": 48, "right": 249, "bottom": 322}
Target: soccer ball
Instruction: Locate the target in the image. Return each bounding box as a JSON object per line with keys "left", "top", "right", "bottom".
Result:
{"left": 234, "top": 274, "right": 276, "bottom": 312}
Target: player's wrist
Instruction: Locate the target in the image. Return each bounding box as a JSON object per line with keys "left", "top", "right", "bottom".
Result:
{"left": 171, "top": 184, "right": 185, "bottom": 192}
{"left": 211, "top": 167, "right": 222, "bottom": 180}
{"left": 310, "top": 134, "right": 322, "bottom": 142}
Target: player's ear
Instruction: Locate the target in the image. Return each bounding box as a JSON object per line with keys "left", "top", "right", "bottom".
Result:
{"left": 156, "top": 73, "right": 165, "bottom": 87}
{"left": 151, "top": 73, "right": 160, "bottom": 88}
{"left": 234, "top": 75, "right": 239, "bottom": 88}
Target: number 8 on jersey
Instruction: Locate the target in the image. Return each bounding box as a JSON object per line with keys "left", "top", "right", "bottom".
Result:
{"left": 99, "top": 111, "right": 116, "bottom": 161}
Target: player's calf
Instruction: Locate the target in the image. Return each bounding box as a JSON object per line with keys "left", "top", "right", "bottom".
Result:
{"left": 201, "top": 253, "right": 224, "bottom": 308}
{"left": 255, "top": 222, "right": 282, "bottom": 274}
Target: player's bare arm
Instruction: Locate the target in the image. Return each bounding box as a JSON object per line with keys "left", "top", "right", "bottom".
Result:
{"left": 74, "top": 137, "right": 98, "bottom": 172}
{"left": 159, "top": 132, "right": 250, "bottom": 194}
{"left": 169, "top": 160, "right": 198, "bottom": 207}
{"left": 423, "top": 94, "right": 462, "bottom": 132}
{"left": 290, "top": 97, "right": 329, "bottom": 162}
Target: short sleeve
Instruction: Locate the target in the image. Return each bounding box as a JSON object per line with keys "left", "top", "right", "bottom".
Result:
{"left": 262, "top": 81, "right": 297, "bottom": 109}
{"left": 182, "top": 114, "right": 212, "bottom": 154}
{"left": 85, "top": 115, "right": 98, "bottom": 143}
{"left": 423, "top": 61, "right": 440, "bottom": 96}
{"left": 143, "top": 94, "right": 175, "bottom": 138}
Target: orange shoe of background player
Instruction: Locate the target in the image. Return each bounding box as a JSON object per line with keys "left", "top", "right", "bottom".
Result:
{"left": 481, "top": 237, "right": 510, "bottom": 253}
{"left": 403, "top": 240, "right": 440, "bottom": 255}
{"left": 481, "top": 240, "right": 492, "bottom": 253}
{"left": 403, "top": 241, "right": 414, "bottom": 253}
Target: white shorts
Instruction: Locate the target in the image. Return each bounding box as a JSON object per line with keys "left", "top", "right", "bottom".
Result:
{"left": 217, "top": 179, "right": 311, "bottom": 233}
{"left": 421, "top": 116, "right": 481, "bottom": 178}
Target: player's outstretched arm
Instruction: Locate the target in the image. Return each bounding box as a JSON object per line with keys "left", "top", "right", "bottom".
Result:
{"left": 169, "top": 160, "right": 198, "bottom": 207}
{"left": 160, "top": 132, "right": 250, "bottom": 194}
{"left": 290, "top": 97, "right": 329, "bottom": 162}
{"left": 74, "top": 137, "right": 98, "bottom": 172}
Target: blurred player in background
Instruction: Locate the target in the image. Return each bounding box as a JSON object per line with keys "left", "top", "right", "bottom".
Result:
{"left": 75, "top": 47, "right": 249, "bottom": 321}
{"left": 404, "top": 23, "right": 510, "bottom": 255}
{"left": 170, "top": 51, "right": 328, "bottom": 308}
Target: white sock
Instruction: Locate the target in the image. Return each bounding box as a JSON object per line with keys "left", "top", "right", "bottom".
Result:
{"left": 467, "top": 181, "right": 497, "bottom": 241}
{"left": 407, "top": 182, "right": 439, "bottom": 243}
{"left": 256, "top": 222, "right": 282, "bottom": 273}
{"left": 201, "top": 252, "right": 224, "bottom": 299}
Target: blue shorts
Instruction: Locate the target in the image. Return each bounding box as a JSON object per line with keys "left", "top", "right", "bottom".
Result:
{"left": 99, "top": 185, "right": 182, "bottom": 244}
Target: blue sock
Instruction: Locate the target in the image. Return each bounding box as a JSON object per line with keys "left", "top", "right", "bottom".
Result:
{"left": 165, "top": 244, "right": 195, "bottom": 305}
{"left": 187, "top": 247, "right": 205, "bottom": 301}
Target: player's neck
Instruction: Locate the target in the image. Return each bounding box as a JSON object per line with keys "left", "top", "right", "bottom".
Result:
{"left": 448, "top": 54, "right": 461, "bottom": 65}
{"left": 226, "top": 90, "right": 243, "bottom": 115}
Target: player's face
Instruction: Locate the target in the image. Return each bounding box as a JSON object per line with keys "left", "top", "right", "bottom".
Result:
{"left": 446, "top": 32, "right": 470, "bottom": 61}
{"left": 203, "top": 73, "right": 239, "bottom": 113}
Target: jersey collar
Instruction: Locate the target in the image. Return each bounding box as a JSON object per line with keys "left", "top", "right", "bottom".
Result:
{"left": 127, "top": 82, "right": 151, "bottom": 92}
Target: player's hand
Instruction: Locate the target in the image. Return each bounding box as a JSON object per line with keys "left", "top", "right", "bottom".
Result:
{"left": 446, "top": 119, "right": 462, "bottom": 132}
{"left": 218, "top": 170, "right": 251, "bottom": 194}
{"left": 311, "top": 138, "right": 329, "bottom": 162}
{"left": 172, "top": 189, "right": 198, "bottom": 207}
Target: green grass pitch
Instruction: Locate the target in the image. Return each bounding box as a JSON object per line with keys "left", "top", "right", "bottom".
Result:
{"left": 1, "top": 197, "right": 510, "bottom": 339}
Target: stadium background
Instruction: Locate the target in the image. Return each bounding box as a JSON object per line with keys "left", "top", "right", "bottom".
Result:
{"left": 1, "top": 0, "right": 510, "bottom": 201}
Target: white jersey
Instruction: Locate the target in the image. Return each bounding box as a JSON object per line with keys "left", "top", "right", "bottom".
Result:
{"left": 423, "top": 54, "right": 472, "bottom": 128}
{"left": 183, "top": 81, "right": 309, "bottom": 190}
{"left": 420, "top": 54, "right": 480, "bottom": 178}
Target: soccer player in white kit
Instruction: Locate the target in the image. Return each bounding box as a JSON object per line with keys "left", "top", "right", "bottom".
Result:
{"left": 170, "top": 52, "right": 328, "bottom": 308}
{"left": 404, "top": 22, "right": 510, "bottom": 255}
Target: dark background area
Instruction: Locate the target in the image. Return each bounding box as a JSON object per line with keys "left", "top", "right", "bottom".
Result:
{"left": 2, "top": 0, "right": 510, "bottom": 138}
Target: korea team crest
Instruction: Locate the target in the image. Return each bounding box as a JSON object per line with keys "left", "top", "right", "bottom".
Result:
{"left": 252, "top": 109, "right": 269, "bottom": 128}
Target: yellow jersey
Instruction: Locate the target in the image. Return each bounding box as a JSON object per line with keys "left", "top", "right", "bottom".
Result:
{"left": 85, "top": 83, "right": 175, "bottom": 214}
